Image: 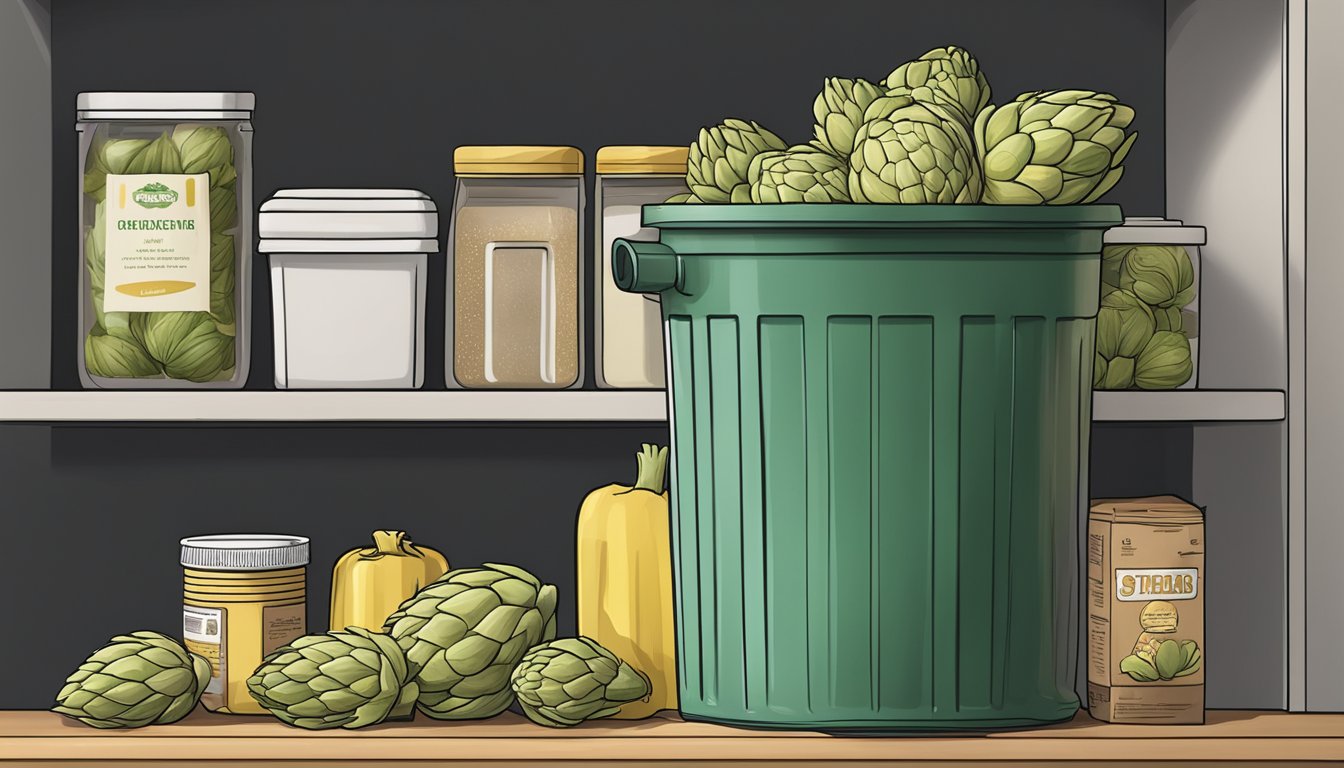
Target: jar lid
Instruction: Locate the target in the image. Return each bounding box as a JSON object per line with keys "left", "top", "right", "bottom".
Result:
{"left": 181, "top": 534, "right": 310, "bottom": 571}
{"left": 454, "top": 146, "right": 584, "bottom": 176}
{"left": 258, "top": 189, "right": 439, "bottom": 250}
{"left": 77, "top": 92, "right": 254, "bottom": 120}
{"left": 596, "top": 146, "right": 689, "bottom": 175}
{"left": 1104, "top": 216, "right": 1206, "bottom": 246}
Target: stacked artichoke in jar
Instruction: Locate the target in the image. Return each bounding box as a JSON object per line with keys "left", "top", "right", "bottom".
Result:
{"left": 1094, "top": 245, "right": 1196, "bottom": 390}
{"left": 82, "top": 127, "right": 239, "bottom": 383}
{"left": 671, "top": 45, "right": 1137, "bottom": 207}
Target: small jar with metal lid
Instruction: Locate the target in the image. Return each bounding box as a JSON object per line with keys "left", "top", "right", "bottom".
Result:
{"left": 181, "top": 534, "right": 309, "bottom": 715}
{"left": 594, "top": 146, "right": 689, "bottom": 389}
{"left": 447, "top": 146, "right": 585, "bottom": 389}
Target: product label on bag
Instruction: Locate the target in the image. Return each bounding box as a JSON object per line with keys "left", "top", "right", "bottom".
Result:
{"left": 183, "top": 605, "right": 225, "bottom": 701}
{"left": 104, "top": 173, "right": 210, "bottom": 312}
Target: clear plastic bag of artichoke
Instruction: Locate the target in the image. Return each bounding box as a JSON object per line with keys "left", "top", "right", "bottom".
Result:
{"left": 668, "top": 45, "right": 1138, "bottom": 207}
{"left": 82, "top": 126, "right": 241, "bottom": 384}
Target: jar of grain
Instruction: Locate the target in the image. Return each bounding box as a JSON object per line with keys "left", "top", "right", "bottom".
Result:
{"left": 447, "top": 146, "right": 584, "bottom": 389}
{"left": 594, "top": 146, "right": 688, "bottom": 389}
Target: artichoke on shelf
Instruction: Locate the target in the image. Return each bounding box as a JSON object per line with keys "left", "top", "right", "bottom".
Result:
{"left": 1120, "top": 639, "right": 1201, "bottom": 682}
{"left": 384, "top": 563, "right": 558, "bottom": 720}
{"left": 1093, "top": 289, "right": 1156, "bottom": 390}
{"left": 750, "top": 146, "right": 850, "bottom": 203}
{"left": 247, "top": 627, "right": 417, "bottom": 730}
{"left": 53, "top": 631, "right": 211, "bottom": 729}
{"left": 849, "top": 94, "right": 982, "bottom": 204}
{"left": 975, "top": 89, "right": 1137, "bottom": 205}
{"left": 1119, "top": 244, "right": 1195, "bottom": 309}
{"left": 686, "top": 119, "right": 788, "bottom": 203}
{"left": 811, "top": 77, "right": 884, "bottom": 159}
{"left": 884, "top": 44, "right": 991, "bottom": 126}
{"left": 1135, "top": 330, "right": 1193, "bottom": 390}
{"left": 510, "top": 637, "right": 652, "bottom": 728}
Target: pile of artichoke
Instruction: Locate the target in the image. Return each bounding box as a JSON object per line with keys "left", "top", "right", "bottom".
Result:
{"left": 1094, "top": 244, "right": 1196, "bottom": 390}
{"left": 670, "top": 45, "right": 1137, "bottom": 207}
{"left": 245, "top": 563, "right": 650, "bottom": 730}
{"left": 83, "top": 126, "right": 239, "bottom": 382}
{"left": 1120, "top": 638, "right": 1202, "bottom": 683}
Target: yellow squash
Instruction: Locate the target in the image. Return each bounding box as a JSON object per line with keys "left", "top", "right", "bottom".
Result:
{"left": 576, "top": 443, "right": 676, "bottom": 719}
{"left": 330, "top": 530, "right": 449, "bottom": 632}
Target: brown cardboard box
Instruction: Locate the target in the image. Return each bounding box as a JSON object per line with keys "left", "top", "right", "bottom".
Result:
{"left": 1087, "top": 495, "right": 1205, "bottom": 724}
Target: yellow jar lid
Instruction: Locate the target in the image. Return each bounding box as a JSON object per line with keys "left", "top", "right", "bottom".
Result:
{"left": 596, "top": 145, "right": 689, "bottom": 175}
{"left": 454, "top": 145, "right": 584, "bottom": 176}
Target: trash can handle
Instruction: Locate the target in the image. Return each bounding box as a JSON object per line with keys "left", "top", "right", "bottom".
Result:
{"left": 612, "top": 239, "right": 685, "bottom": 295}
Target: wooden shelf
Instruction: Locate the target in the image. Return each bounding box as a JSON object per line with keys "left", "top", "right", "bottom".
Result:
{"left": 0, "top": 389, "right": 1285, "bottom": 424}
{"left": 0, "top": 709, "right": 1340, "bottom": 766}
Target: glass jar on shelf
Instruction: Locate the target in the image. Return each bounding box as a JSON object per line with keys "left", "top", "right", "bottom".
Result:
{"left": 447, "top": 146, "right": 584, "bottom": 389}
{"left": 76, "top": 92, "right": 253, "bottom": 388}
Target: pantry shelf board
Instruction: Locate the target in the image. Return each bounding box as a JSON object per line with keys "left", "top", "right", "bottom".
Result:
{"left": 1, "top": 709, "right": 1341, "bottom": 766}
{"left": 1092, "top": 390, "right": 1285, "bottom": 422}
{"left": 0, "top": 391, "right": 669, "bottom": 423}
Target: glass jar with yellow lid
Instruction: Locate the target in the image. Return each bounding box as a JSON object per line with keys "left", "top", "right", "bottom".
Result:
{"left": 447, "top": 146, "right": 585, "bottom": 389}
{"left": 594, "top": 146, "right": 689, "bottom": 389}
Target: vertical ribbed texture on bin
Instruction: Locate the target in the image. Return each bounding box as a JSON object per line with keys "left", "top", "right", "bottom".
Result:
{"left": 666, "top": 311, "right": 1093, "bottom": 730}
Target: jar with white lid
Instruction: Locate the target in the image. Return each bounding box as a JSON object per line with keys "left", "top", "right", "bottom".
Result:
{"left": 259, "top": 189, "right": 438, "bottom": 389}
{"left": 447, "top": 146, "right": 584, "bottom": 389}
{"left": 76, "top": 92, "right": 253, "bottom": 388}
{"left": 594, "top": 146, "right": 688, "bottom": 389}
{"left": 1101, "top": 217, "right": 1206, "bottom": 390}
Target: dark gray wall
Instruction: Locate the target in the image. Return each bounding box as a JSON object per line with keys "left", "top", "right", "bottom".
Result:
{"left": 0, "top": 0, "right": 1167, "bottom": 709}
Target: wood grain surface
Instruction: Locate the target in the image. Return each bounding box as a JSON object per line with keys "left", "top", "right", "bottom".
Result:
{"left": 1, "top": 709, "right": 1341, "bottom": 766}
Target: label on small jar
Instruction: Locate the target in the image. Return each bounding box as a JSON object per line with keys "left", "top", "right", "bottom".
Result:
{"left": 183, "top": 605, "right": 225, "bottom": 698}
{"left": 104, "top": 173, "right": 210, "bottom": 313}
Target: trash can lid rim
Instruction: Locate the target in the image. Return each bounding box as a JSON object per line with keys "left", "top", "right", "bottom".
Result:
{"left": 643, "top": 204, "right": 1123, "bottom": 229}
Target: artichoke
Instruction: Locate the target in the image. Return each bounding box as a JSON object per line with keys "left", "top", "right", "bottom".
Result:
{"left": 750, "top": 146, "right": 850, "bottom": 203}
{"left": 663, "top": 193, "right": 700, "bottom": 204}
{"left": 210, "top": 234, "right": 236, "bottom": 330}
{"left": 1135, "top": 330, "right": 1193, "bottom": 390}
{"left": 125, "top": 132, "right": 183, "bottom": 175}
{"left": 1119, "top": 245, "right": 1195, "bottom": 309}
{"left": 884, "top": 44, "right": 991, "bottom": 126}
{"left": 686, "top": 119, "right": 788, "bottom": 203}
{"left": 811, "top": 77, "right": 884, "bottom": 159}
{"left": 975, "top": 90, "right": 1137, "bottom": 205}
{"left": 384, "top": 563, "right": 558, "bottom": 720}
{"left": 849, "top": 94, "right": 981, "bottom": 204}
{"left": 53, "top": 631, "right": 210, "bottom": 729}
{"left": 510, "top": 637, "right": 652, "bottom": 728}
{"left": 247, "top": 627, "right": 416, "bottom": 730}
{"left": 86, "top": 330, "right": 162, "bottom": 379}
{"left": 132, "top": 312, "right": 236, "bottom": 383}
{"left": 1120, "top": 639, "right": 1201, "bottom": 682}
{"left": 171, "top": 125, "right": 233, "bottom": 176}
{"left": 1094, "top": 290, "right": 1156, "bottom": 390}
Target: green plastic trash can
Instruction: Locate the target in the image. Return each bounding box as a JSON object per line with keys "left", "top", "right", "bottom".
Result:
{"left": 612, "top": 204, "right": 1122, "bottom": 732}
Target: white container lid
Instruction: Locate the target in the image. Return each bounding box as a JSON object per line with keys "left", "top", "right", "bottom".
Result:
{"left": 259, "top": 188, "right": 440, "bottom": 253}
{"left": 77, "top": 92, "right": 254, "bottom": 120}
{"left": 180, "top": 534, "right": 310, "bottom": 571}
{"left": 1104, "top": 216, "right": 1206, "bottom": 245}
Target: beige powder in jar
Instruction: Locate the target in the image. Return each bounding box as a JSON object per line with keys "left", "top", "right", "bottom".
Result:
{"left": 454, "top": 205, "right": 578, "bottom": 388}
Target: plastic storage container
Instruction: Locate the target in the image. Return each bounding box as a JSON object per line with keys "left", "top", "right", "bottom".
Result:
{"left": 259, "top": 189, "right": 438, "bottom": 389}
{"left": 447, "top": 146, "right": 584, "bottom": 389}
{"left": 613, "top": 204, "right": 1122, "bottom": 732}
{"left": 77, "top": 92, "right": 253, "bottom": 389}
{"left": 1101, "top": 217, "right": 1205, "bottom": 390}
{"left": 594, "top": 146, "right": 689, "bottom": 389}
{"left": 181, "top": 534, "right": 309, "bottom": 716}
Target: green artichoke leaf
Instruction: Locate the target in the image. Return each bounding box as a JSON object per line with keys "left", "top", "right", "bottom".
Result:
{"left": 977, "top": 90, "right": 1137, "bottom": 205}
{"left": 812, "top": 77, "right": 884, "bottom": 159}
{"left": 1175, "top": 642, "right": 1202, "bottom": 677}
{"left": 686, "top": 119, "right": 788, "bottom": 203}
{"left": 100, "top": 138, "right": 152, "bottom": 175}
{"left": 1120, "top": 245, "right": 1195, "bottom": 309}
{"left": 661, "top": 192, "right": 699, "bottom": 204}
{"left": 751, "top": 146, "right": 849, "bottom": 203}
{"left": 125, "top": 132, "right": 183, "bottom": 175}
{"left": 1135, "top": 330, "right": 1193, "bottom": 390}
{"left": 1099, "top": 356, "right": 1136, "bottom": 390}
{"left": 85, "top": 331, "right": 162, "bottom": 380}
{"left": 53, "top": 631, "right": 209, "bottom": 728}
{"left": 134, "top": 312, "right": 235, "bottom": 383}
{"left": 171, "top": 125, "right": 233, "bottom": 175}
{"left": 1154, "top": 639, "right": 1185, "bottom": 681}
{"left": 510, "top": 637, "right": 652, "bottom": 728}
{"left": 849, "top": 95, "right": 982, "bottom": 204}
{"left": 1119, "top": 654, "right": 1161, "bottom": 683}
{"left": 209, "top": 186, "right": 237, "bottom": 232}
{"left": 1096, "top": 290, "right": 1155, "bottom": 360}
